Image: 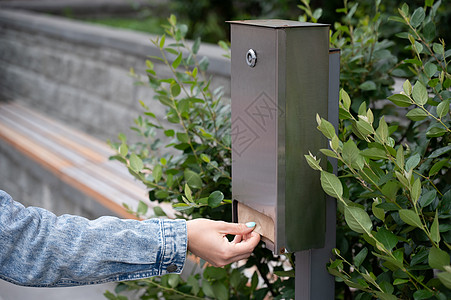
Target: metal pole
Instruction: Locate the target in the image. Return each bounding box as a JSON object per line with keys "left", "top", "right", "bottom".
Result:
{"left": 295, "top": 49, "right": 340, "bottom": 300}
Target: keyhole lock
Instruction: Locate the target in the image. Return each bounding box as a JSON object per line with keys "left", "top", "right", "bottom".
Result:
{"left": 246, "top": 49, "right": 257, "bottom": 67}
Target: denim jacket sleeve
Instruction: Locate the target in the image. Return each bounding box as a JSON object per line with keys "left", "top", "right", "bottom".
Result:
{"left": 0, "top": 190, "right": 187, "bottom": 287}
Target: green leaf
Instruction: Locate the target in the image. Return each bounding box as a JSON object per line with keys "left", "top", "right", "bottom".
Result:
{"left": 331, "top": 135, "right": 339, "bottom": 151}
{"left": 305, "top": 153, "right": 322, "bottom": 171}
{"left": 153, "top": 206, "right": 167, "bottom": 217}
{"left": 356, "top": 117, "right": 373, "bottom": 136}
{"left": 199, "top": 56, "right": 209, "bottom": 71}
{"left": 414, "top": 41, "right": 423, "bottom": 54}
{"left": 406, "top": 108, "right": 428, "bottom": 121}
{"left": 159, "top": 34, "right": 166, "bottom": 49}
{"left": 405, "top": 153, "right": 421, "bottom": 171}
{"left": 172, "top": 53, "right": 182, "bottom": 69}
{"left": 429, "top": 247, "right": 449, "bottom": 270}
{"left": 403, "top": 80, "right": 412, "bottom": 95}
{"left": 208, "top": 191, "right": 224, "bottom": 208}
{"left": 437, "top": 271, "right": 451, "bottom": 289}
{"left": 429, "top": 159, "right": 449, "bottom": 176}
{"left": 372, "top": 201, "right": 385, "bottom": 221}
{"left": 393, "top": 278, "right": 409, "bottom": 285}
{"left": 358, "top": 102, "right": 367, "bottom": 116}
{"left": 396, "top": 146, "right": 405, "bottom": 170}
{"left": 129, "top": 153, "right": 143, "bottom": 172}
{"left": 375, "top": 116, "right": 389, "bottom": 143}
{"left": 187, "top": 275, "right": 200, "bottom": 294}
{"left": 424, "top": 62, "right": 437, "bottom": 78}
{"left": 320, "top": 149, "right": 339, "bottom": 159}
{"left": 171, "top": 82, "right": 181, "bottom": 97}
{"left": 413, "top": 289, "right": 434, "bottom": 300}
{"left": 165, "top": 47, "right": 179, "bottom": 56}
{"left": 411, "top": 248, "right": 429, "bottom": 266}
{"left": 361, "top": 148, "right": 387, "bottom": 160}
{"left": 359, "top": 80, "right": 377, "bottom": 91}
{"left": 375, "top": 227, "right": 398, "bottom": 251}
{"left": 399, "top": 209, "right": 423, "bottom": 228}
{"left": 212, "top": 282, "right": 229, "bottom": 300}
{"left": 137, "top": 200, "right": 148, "bottom": 216}
{"left": 354, "top": 247, "right": 368, "bottom": 268}
{"left": 410, "top": 7, "right": 425, "bottom": 28}
{"left": 313, "top": 8, "right": 323, "bottom": 20}
{"left": 374, "top": 291, "right": 397, "bottom": 300}
{"left": 201, "top": 279, "right": 215, "bottom": 298}
{"left": 200, "top": 154, "right": 210, "bottom": 163}
{"left": 274, "top": 270, "right": 295, "bottom": 277}
{"left": 184, "top": 183, "right": 193, "bottom": 203}
{"left": 342, "top": 140, "right": 364, "bottom": 170}
{"left": 176, "top": 132, "right": 189, "bottom": 143}
{"left": 173, "top": 203, "right": 192, "bottom": 211}
{"left": 423, "top": 22, "right": 436, "bottom": 42}
{"left": 428, "top": 78, "right": 440, "bottom": 88}
{"left": 340, "top": 89, "right": 351, "bottom": 110}
{"left": 395, "top": 171, "right": 410, "bottom": 188}
{"left": 427, "top": 126, "right": 447, "bottom": 138}
{"left": 118, "top": 133, "right": 127, "bottom": 144}
{"left": 431, "top": 211, "right": 440, "bottom": 243}
{"left": 204, "top": 266, "right": 227, "bottom": 280}
{"left": 155, "top": 190, "right": 169, "bottom": 200}
{"left": 410, "top": 178, "right": 421, "bottom": 204}
{"left": 229, "top": 269, "right": 243, "bottom": 289}
{"left": 167, "top": 274, "right": 180, "bottom": 288}
{"left": 317, "top": 117, "right": 336, "bottom": 139}
{"left": 344, "top": 206, "right": 372, "bottom": 234}
{"left": 419, "top": 189, "right": 436, "bottom": 208}
{"left": 320, "top": 171, "right": 343, "bottom": 199}
{"left": 412, "top": 81, "right": 428, "bottom": 106}
{"left": 184, "top": 170, "right": 203, "bottom": 189}
{"left": 387, "top": 94, "right": 412, "bottom": 107}
{"left": 250, "top": 271, "right": 258, "bottom": 291}
{"left": 437, "top": 99, "right": 450, "bottom": 118}
{"left": 119, "top": 143, "right": 128, "bottom": 157}
{"left": 380, "top": 281, "right": 394, "bottom": 294}
{"left": 153, "top": 164, "right": 162, "bottom": 183}
{"left": 433, "top": 42, "right": 445, "bottom": 55}
{"left": 164, "top": 129, "right": 175, "bottom": 137}
{"left": 192, "top": 37, "right": 201, "bottom": 54}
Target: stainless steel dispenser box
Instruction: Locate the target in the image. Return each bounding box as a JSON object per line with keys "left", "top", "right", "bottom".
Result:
{"left": 230, "top": 20, "right": 330, "bottom": 253}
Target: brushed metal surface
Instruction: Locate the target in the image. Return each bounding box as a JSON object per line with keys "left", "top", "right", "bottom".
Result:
{"left": 231, "top": 20, "right": 329, "bottom": 253}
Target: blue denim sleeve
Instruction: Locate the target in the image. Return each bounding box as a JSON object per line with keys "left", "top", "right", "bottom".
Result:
{"left": 0, "top": 190, "right": 187, "bottom": 287}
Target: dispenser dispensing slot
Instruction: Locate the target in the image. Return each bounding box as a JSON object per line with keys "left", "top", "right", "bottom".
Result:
{"left": 233, "top": 200, "right": 275, "bottom": 251}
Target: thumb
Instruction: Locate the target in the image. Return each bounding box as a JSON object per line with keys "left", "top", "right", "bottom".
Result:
{"left": 219, "top": 222, "right": 255, "bottom": 235}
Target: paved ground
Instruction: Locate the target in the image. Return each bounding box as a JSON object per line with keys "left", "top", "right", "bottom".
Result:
{"left": 0, "top": 280, "right": 116, "bottom": 300}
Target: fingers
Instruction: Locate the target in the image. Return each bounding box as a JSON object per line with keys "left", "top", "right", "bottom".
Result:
{"left": 186, "top": 219, "right": 261, "bottom": 267}
{"left": 219, "top": 232, "right": 261, "bottom": 266}
{"left": 232, "top": 234, "right": 242, "bottom": 243}
{"left": 218, "top": 221, "right": 256, "bottom": 236}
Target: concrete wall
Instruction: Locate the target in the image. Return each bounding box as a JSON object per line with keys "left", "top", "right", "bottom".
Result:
{"left": 0, "top": 8, "right": 231, "bottom": 143}
{"left": 0, "top": 0, "right": 168, "bottom": 18}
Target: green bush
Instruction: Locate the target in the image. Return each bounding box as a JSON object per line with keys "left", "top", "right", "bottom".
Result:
{"left": 305, "top": 1, "right": 451, "bottom": 299}
{"left": 105, "top": 1, "right": 450, "bottom": 299}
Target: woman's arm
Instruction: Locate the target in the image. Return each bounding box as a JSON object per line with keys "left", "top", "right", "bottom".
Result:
{"left": 0, "top": 190, "right": 186, "bottom": 287}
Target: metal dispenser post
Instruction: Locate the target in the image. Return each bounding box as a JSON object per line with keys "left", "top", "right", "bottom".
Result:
{"left": 230, "top": 20, "right": 339, "bottom": 299}
{"left": 230, "top": 20, "right": 329, "bottom": 253}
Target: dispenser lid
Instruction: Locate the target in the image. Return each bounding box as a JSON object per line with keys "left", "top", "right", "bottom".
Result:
{"left": 227, "top": 19, "right": 329, "bottom": 28}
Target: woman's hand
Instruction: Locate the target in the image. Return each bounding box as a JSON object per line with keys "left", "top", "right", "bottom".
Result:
{"left": 186, "top": 219, "right": 261, "bottom": 267}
